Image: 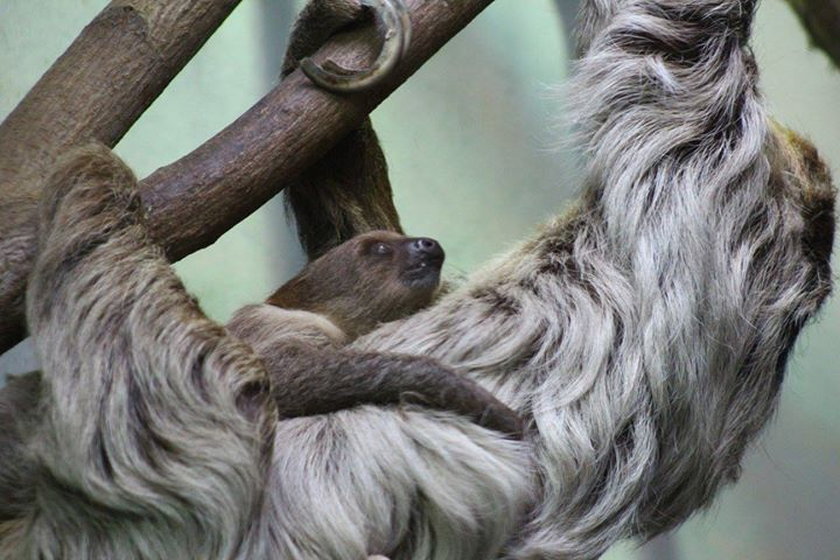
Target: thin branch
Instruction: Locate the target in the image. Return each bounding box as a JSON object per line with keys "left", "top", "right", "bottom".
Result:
{"left": 785, "top": 0, "right": 840, "bottom": 70}
{"left": 0, "top": 0, "right": 242, "bottom": 351}
{"left": 0, "top": 0, "right": 495, "bottom": 354}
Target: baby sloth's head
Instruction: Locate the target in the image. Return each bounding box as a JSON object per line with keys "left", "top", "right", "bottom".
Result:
{"left": 267, "top": 231, "right": 445, "bottom": 339}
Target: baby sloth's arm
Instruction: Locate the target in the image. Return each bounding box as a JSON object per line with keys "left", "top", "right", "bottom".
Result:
{"left": 228, "top": 231, "right": 522, "bottom": 436}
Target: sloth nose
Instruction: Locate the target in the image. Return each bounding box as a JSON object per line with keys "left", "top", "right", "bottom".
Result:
{"left": 411, "top": 238, "right": 445, "bottom": 261}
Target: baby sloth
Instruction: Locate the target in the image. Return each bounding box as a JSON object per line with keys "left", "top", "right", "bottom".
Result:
{"left": 228, "top": 230, "right": 445, "bottom": 348}
{"left": 227, "top": 231, "right": 518, "bottom": 434}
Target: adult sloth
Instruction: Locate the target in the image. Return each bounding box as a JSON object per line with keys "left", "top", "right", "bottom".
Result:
{"left": 274, "top": 0, "right": 835, "bottom": 558}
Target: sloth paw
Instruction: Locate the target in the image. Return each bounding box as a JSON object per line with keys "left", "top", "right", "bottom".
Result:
{"left": 284, "top": 0, "right": 410, "bottom": 93}
{"left": 283, "top": 0, "right": 366, "bottom": 77}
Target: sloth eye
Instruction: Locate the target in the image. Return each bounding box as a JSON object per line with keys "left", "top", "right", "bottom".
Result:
{"left": 370, "top": 242, "right": 392, "bottom": 256}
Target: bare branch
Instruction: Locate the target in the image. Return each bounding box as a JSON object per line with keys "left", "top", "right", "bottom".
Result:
{"left": 0, "top": 0, "right": 241, "bottom": 195}
{"left": 0, "top": 0, "right": 242, "bottom": 352}
{"left": 786, "top": 0, "right": 840, "bottom": 70}
{"left": 143, "top": 0, "right": 494, "bottom": 260}
{"left": 0, "top": 0, "right": 495, "bottom": 354}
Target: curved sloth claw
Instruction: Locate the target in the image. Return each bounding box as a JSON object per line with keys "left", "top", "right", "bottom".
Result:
{"left": 300, "top": 0, "right": 411, "bottom": 93}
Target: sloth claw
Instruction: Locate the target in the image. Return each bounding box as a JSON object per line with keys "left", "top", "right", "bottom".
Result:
{"left": 300, "top": 0, "right": 411, "bottom": 93}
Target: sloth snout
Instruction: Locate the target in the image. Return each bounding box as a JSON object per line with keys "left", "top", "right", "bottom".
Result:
{"left": 410, "top": 238, "right": 444, "bottom": 263}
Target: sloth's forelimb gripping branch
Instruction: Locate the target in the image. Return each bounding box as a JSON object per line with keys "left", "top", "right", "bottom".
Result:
{"left": 300, "top": 0, "right": 412, "bottom": 93}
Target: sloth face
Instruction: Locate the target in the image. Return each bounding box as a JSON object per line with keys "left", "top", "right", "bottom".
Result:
{"left": 362, "top": 232, "right": 445, "bottom": 290}
{"left": 266, "top": 231, "right": 446, "bottom": 338}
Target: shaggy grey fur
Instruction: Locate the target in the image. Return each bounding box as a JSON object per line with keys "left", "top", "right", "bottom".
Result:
{"left": 0, "top": 155, "right": 520, "bottom": 558}
{"left": 268, "top": 0, "right": 835, "bottom": 558}
{"left": 1, "top": 0, "right": 834, "bottom": 558}
{"left": 0, "top": 150, "right": 269, "bottom": 558}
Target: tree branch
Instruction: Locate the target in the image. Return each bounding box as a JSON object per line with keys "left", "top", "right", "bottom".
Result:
{"left": 786, "top": 0, "right": 840, "bottom": 70}
{"left": 0, "top": 0, "right": 242, "bottom": 352}
{"left": 0, "top": 0, "right": 495, "bottom": 354}
{"left": 0, "top": 0, "right": 242, "bottom": 195}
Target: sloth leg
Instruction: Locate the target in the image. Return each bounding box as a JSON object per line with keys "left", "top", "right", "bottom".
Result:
{"left": 283, "top": 0, "right": 404, "bottom": 258}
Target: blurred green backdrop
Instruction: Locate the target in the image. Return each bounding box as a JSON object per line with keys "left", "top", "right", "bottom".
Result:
{"left": 1, "top": 1, "right": 837, "bottom": 558}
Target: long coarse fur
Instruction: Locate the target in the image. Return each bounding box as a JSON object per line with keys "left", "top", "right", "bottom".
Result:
{"left": 269, "top": 0, "right": 835, "bottom": 558}
{"left": 7, "top": 149, "right": 273, "bottom": 559}
{"left": 2, "top": 149, "right": 526, "bottom": 559}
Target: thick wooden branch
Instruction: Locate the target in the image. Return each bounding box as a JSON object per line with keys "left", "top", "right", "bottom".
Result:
{"left": 0, "top": 0, "right": 241, "bottom": 194}
{"left": 145, "top": 0, "right": 494, "bottom": 258}
{"left": 786, "top": 0, "right": 840, "bottom": 70}
{"left": 0, "top": 0, "right": 241, "bottom": 352}
{"left": 0, "top": 0, "right": 495, "bottom": 354}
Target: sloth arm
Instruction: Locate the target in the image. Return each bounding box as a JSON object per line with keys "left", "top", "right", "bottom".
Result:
{"left": 262, "top": 341, "right": 521, "bottom": 436}
{"left": 227, "top": 306, "right": 522, "bottom": 435}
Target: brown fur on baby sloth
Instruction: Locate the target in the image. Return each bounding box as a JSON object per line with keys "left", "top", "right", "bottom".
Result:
{"left": 227, "top": 230, "right": 445, "bottom": 352}
{"left": 275, "top": 231, "right": 443, "bottom": 339}
{"left": 226, "top": 231, "right": 519, "bottom": 431}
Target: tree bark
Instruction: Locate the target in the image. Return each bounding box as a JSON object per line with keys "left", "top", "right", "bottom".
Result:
{"left": 0, "top": 0, "right": 242, "bottom": 352}
{"left": 785, "top": 0, "right": 840, "bottom": 70}
{"left": 0, "top": 0, "right": 242, "bottom": 195}
{"left": 0, "top": 0, "right": 496, "bottom": 355}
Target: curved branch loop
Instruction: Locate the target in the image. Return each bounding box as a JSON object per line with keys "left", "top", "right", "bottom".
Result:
{"left": 300, "top": 0, "right": 410, "bottom": 93}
